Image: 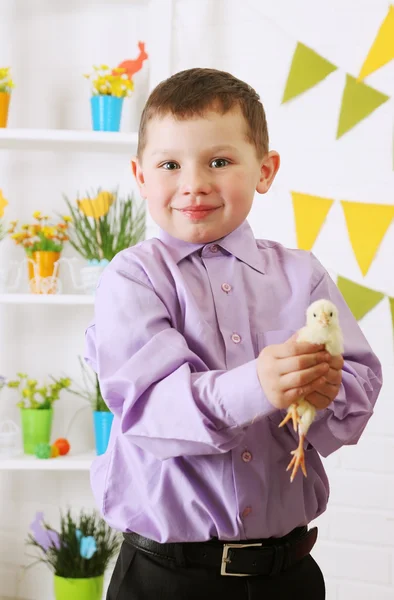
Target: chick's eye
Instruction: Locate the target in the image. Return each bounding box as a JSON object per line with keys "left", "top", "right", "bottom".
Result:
{"left": 161, "top": 162, "right": 179, "bottom": 170}
{"left": 313, "top": 313, "right": 316, "bottom": 317}
{"left": 210, "top": 158, "right": 229, "bottom": 168}
{"left": 330, "top": 312, "right": 333, "bottom": 317}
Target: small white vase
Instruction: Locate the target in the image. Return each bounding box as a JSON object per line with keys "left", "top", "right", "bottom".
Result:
{"left": 80, "top": 259, "right": 109, "bottom": 295}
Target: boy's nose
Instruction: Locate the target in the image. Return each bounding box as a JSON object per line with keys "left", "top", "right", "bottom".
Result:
{"left": 180, "top": 168, "right": 212, "bottom": 195}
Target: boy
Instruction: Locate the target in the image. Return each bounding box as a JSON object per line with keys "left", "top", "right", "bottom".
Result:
{"left": 85, "top": 68, "right": 382, "bottom": 599}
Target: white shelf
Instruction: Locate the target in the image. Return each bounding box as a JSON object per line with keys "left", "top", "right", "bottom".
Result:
{"left": 0, "top": 451, "right": 95, "bottom": 471}
{"left": 0, "top": 294, "right": 94, "bottom": 305}
{"left": 0, "top": 128, "right": 138, "bottom": 153}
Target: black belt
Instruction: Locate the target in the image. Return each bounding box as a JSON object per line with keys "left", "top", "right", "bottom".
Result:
{"left": 123, "top": 526, "right": 318, "bottom": 577}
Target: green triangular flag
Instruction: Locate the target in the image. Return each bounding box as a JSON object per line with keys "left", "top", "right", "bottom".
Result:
{"left": 337, "top": 75, "right": 390, "bottom": 138}
{"left": 389, "top": 297, "right": 394, "bottom": 329}
{"left": 282, "top": 42, "right": 338, "bottom": 103}
{"left": 337, "top": 276, "right": 384, "bottom": 321}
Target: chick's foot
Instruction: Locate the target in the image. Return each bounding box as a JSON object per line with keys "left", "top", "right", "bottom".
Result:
{"left": 279, "top": 402, "right": 300, "bottom": 432}
{"left": 286, "top": 433, "right": 307, "bottom": 482}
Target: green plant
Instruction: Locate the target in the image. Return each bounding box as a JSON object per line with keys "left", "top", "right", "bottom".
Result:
{"left": 84, "top": 64, "right": 133, "bottom": 98}
{"left": 8, "top": 211, "right": 71, "bottom": 257}
{"left": 69, "top": 357, "right": 109, "bottom": 412}
{"left": 0, "top": 67, "right": 14, "bottom": 93}
{"left": 63, "top": 189, "right": 145, "bottom": 262}
{"left": 0, "top": 219, "right": 5, "bottom": 242}
{"left": 27, "top": 509, "right": 121, "bottom": 578}
{"left": 6, "top": 373, "right": 71, "bottom": 409}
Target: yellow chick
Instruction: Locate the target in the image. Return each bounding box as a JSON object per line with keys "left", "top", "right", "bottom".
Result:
{"left": 279, "top": 299, "right": 344, "bottom": 482}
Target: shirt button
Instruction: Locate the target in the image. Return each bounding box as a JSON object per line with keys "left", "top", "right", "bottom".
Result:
{"left": 231, "top": 333, "right": 241, "bottom": 344}
{"left": 210, "top": 244, "right": 219, "bottom": 253}
{"left": 221, "top": 283, "right": 232, "bottom": 293}
{"left": 242, "top": 450, "right": 252, "bottom": 463}
{"left": 242, "top": 507, "right": 252, "bottom": 519}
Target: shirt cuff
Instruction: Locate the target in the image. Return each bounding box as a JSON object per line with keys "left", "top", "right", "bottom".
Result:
{"left": 216, "top": 359, "right": 277, "bottom": 428}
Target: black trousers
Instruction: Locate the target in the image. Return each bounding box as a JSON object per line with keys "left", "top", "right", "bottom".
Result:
{"left": 107, "top": 540, "right": 325, "bottom": 600}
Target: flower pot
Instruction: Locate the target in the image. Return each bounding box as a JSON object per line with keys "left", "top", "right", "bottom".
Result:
{"left": 93, "top": 410, "right": 114, "bottom": 455}
{"left": 27, "top": 250, "right": 61, "bottom": 294}
{"left": 54, "top": 575, "right": 104, "bottom": 600}
{"left": 80, "top": 259, "right": 109, "bottom": 295}
{"left": 0, "top": 92, "right": 10, "bottom": 128}
{"left": 20, "top": 408, "right": 53, "bottom": 455}
{"left": 90, "top": 95, "right": 124, "bottom": 132}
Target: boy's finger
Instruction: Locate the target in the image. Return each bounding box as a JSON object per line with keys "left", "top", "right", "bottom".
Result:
{"left": 274, "top": 339, "right": 325, "bottom": 358}
{"left": 278, "top": 351, "right": 329, "bottom": 376}
{"left": 280, "top": 363, "right": 329, "bottom": 392}
{"left": 327, "top": 355, "right": 344, "bottom": 370}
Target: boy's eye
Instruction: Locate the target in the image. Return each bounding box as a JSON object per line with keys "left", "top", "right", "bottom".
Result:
{"left": 161, "top": 162, "right": 180, "bottom": 170}
{"left": 210, "top": 158, "right": 229, "bottom": 168}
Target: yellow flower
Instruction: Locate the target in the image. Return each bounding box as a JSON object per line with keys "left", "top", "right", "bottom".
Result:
{"left": 77, "top": 191, "right": 115, "bottom": 219}
{"left": 42, "top": 226, "right": 56, "bottom": 238}
{"left": 62, "top": 215, "right": 72, "bottom": 223}
{"left": 0, "top": 189, "right": 8, "bottom": 217}
{"left": 32, "top": 210, "right": 42, "bottom": 220}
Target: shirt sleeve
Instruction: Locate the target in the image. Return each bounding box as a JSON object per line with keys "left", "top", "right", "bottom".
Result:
{"left": 84, "top": 251, "right": 276, "bottom": 460}
{"left": 303, "top": 254, "right": 382, "bottom": 457}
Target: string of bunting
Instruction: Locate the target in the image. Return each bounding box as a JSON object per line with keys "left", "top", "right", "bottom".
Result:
{"left": 335, "top": 275, "right": 393, "bottom": 328}
{"left": 282, "top": 5, "right": 394, "bottom": 142}
{"left": 291, "top": 192, "right": 394, "bottom": 277}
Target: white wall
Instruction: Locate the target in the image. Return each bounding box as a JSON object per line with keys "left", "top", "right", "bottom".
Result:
{"left": 1, "top": 1, "right": 393, "bottom": 599}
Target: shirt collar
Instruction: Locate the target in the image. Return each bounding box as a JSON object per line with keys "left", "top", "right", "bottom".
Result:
{"left": 157, "top": 220, "right": 265, "bottom": 274}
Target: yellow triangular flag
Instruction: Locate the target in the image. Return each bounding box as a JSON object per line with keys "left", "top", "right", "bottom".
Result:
{"left": 282, "top": 43, "right": 338, "bottom": 103}
{"left": 337, "top": 75, "right": 389, "bottom": 138}
{"left": 341, "top": 200, "right": 394, "bottom": 276}
{"left": 291, "top": 192, "right": 334, "bottom": 250}
{"left": 337, "top": 276, "right": 384, "bottom": 320}
{"left": 358, "top": 6, "right": 394, "bottom": 81}
{"left": 0, "top": 189, "right": 8, "bottom": 217}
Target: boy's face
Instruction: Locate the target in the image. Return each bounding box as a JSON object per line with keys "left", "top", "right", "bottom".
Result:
{"left": 132, "top": 105, "right": 280, "bottom": 244}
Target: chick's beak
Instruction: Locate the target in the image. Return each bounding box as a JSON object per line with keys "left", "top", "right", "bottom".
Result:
{"left": 317, "top": 312, "right": 329, "bottom": 327}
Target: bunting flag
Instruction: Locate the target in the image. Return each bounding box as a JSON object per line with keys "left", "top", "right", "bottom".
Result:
{"left": 337, "top": 276, "right": 384, "bottom": 321}
{"left": 282, "top": 42, "right": 338, "bottom": 103}
{"left": 341, "top": 200, "right": 394, "bottom": 276}
{"left": 0, "top": 189, "right": 8, "bottom": 217}
{"left": 336, "top": 75, "right": 390, "bottom": 138}
{"left": 389, "top": 297, "right": 394, "bottom": 330}
{"left": 358, "top": 5, "right": 394, "bottom": 81}
{"left": 291, "top": 192, "right": 334, "bottom": 250}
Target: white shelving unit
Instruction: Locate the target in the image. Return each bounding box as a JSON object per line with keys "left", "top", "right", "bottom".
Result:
{"left": 0, "top": 452, "right": 94, "bottom": 471}
{"left": 0, "top": 294, "right": 95, "bottom": 305}
{"left": 0, "top": 128, "right": 138, "bottom": 154}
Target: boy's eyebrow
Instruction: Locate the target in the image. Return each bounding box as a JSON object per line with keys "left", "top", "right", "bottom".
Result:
{"left": 150, "top": 145, "right": 240, "bottom": 156}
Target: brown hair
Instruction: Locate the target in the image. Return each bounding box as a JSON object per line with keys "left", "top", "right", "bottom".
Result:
{"left": 137, "top": 68, "right": 269, "bottom": 159}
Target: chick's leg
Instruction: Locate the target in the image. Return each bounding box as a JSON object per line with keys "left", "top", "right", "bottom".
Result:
{"left": 286, "top": 433, "right": 307, "bottom": 482}
{"left": 279, "top": 402, "right": 300, "bottom": 432}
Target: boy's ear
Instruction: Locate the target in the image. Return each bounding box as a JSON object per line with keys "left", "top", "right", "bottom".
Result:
{"left": 131, "top": 158, "right": 147, "bottom": 199}
{"left": 256, "top": 151, "right": 280, "bottom": 194}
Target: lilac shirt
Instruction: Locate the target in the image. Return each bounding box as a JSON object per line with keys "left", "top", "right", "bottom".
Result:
{"left": 85, "top": 220, "right": 382, "bottom": 543}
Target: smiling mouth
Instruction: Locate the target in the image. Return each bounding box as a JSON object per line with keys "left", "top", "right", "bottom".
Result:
{"left": 175, "top": 206, "right": 221, "bottom": 220}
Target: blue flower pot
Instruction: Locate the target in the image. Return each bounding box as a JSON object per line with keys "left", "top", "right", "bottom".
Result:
{"left": 90, "top": 96, "right": 124, "bottom": 132}
{"left": 93, "top": 411, "right": 114, "bottom": 455}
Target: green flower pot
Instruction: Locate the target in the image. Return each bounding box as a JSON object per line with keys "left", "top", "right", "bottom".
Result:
{"left": 20, "top": 408, "right": 53, "bottom": 454}
{"left": 54, "top": 575, "right": 104, "bottom": 600}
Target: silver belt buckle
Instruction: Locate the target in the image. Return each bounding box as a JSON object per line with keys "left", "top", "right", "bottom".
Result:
{"left": 220, "top": 542, "right": 263, "bottom": 576}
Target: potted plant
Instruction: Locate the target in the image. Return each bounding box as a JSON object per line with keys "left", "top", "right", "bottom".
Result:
{"left": 27, "top": 509, "right": 121, "bottom": 600}
{"left": 0, "top": 189, "right": 8, "bottom": 292}
{"left": 84, "top": 64, "right": 133, "bottom": 132}
{"left": 8, "top": 211, "right": 71, "bottom": 294}
{"left": 0, "top": 67, "right": 14, "bottom": 127}
{"left": 69, "top": 357, "right": 113, "bottom": 455}
{"left": 63, "top": 189, "right": 145, "bottom": 294}
{"left": 5, "top": 373, "right": 71, "bottom": 454}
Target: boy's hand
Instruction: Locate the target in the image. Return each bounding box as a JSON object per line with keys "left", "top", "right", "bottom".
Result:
{"left": 305, "top": 354, "right": 344, "bottom": 409}
{"left": 256, "top": 336, "right": 331, "bottom": 410}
